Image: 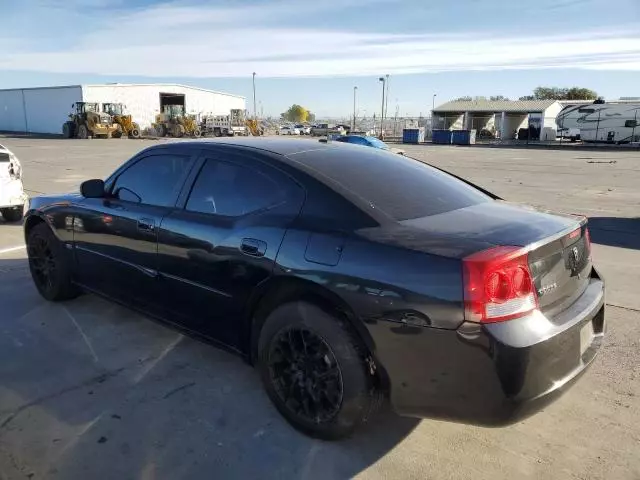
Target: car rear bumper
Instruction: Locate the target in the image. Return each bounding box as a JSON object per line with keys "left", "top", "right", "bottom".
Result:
{"left": 370, "top": 269, "right": 605, "bottom": 426}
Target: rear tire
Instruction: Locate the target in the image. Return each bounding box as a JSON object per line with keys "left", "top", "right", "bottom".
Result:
{"left": 257, "top": 301, "right": 378, "bottom": 440}
{"left": 1, "top": 207, "right": 23, "bottom": 222}
{"left": 27, "top": 223, "right": 80, "bottom": 302}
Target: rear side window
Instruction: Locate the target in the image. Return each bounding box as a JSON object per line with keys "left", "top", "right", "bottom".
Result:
{"left": 112, "top": 154, "right": 193, "bottom": 207}
{"left": 186, "top": 159, "right": 284, "bottom": 217}
{"left": 294, "top": 149, "right": 491, "bottom": 221}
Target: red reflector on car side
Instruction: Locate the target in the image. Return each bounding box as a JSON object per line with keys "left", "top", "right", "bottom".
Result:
{"left": 463, "top": 246, "right": 539, "bottom": 323}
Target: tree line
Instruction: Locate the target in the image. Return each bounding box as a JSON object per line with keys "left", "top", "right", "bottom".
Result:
{"left": 452, "top": 86, "right": 599, "bottom": 102}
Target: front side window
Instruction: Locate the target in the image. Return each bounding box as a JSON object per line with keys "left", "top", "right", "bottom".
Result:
{"left": 186, "top": 159, "right": 284, "bottom": 217}
{"left": 111, "top": 154, "right": 193, "bottom": 207}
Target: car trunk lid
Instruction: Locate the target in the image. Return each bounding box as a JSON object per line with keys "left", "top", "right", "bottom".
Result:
{"left": 401, "top": 201, "right": 590, "bottom": 316}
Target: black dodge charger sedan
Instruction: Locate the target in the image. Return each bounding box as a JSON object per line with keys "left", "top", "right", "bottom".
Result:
{"left": 24, "top": 138, "right": 605, "bottom": 439}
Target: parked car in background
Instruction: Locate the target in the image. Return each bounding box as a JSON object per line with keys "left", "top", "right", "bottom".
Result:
{"left": 0, "top": 143, "right": 27, "bottom": 222}
{"left": 278, "top": 125, "right": 300, "bottom": 135}
{"left": 295, "top": 124, "right": 311, "bottom": 135}
{"left": 310, "top": 123, "right": 345, "bottom": 137}
{"left": 331, "top": 135, "right": 406, "bottom": 155}
{"left": 24, "top": 138, "right": 605, "bottom": 440}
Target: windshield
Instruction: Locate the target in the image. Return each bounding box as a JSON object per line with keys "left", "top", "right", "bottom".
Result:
{"left": 104, "top": 104, "right": 123, "bottom": 115}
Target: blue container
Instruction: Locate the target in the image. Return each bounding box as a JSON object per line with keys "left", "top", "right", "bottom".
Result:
{"left": 402, "top": 128, "right": 425, "bottom": 144}
{"left": 451, "top": 130, "right": 469, "bottom": 145}
{"left": 432, "top": 129, "right": 452, "bottom": 144}
{"left": 451, "top": 129, "right": 477, "bottom": 145}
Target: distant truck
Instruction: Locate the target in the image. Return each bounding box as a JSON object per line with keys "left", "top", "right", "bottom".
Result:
{"left": 310, "top": 123, "right": 345, "bottom": 137}
{"left": 201, "top": 109, "right": 248, "bottom": 137}
{"left": 556, "top": 101, "right": 640, "bottom": 143}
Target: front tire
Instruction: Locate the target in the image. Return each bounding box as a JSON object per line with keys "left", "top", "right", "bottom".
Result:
{"left": 77, "top": 124, "right": 88, "bottom": 139}
{"left": 130, "top": 124, "right": 141, "bottom": 138}
{"left": 27, "top": 223, "right": 80, "bottom": 302}
{"left": 1, "top": 207, "right": 23, "bottom": 222}
{"left": 62, "top": 122, "right": 74, "bottom": 139}
{"left": 257, "top": 301, "right": 378, "bottom": 440}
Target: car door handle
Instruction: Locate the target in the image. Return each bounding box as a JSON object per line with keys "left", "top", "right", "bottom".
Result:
{"left": 137, "top": 218, "right": 156, "bottom": 233}
{"left": 241, "top": 238, "right": 267, "bottom": 257}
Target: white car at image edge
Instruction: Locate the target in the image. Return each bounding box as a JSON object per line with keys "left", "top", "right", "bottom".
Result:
{"left": 0, "top": 143, "right": 28, "bottom": 222}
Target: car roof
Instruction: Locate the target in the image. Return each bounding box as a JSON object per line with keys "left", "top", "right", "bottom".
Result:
{"left": 171, "top": 137, "right": 338, "bottom": 157}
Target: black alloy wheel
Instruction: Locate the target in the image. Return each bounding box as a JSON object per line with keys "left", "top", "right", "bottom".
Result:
{"left": 28, "top": 232, "right": 57, "bottom": 294}
{"left": 257, "top": 301, "right": 379, "bottom": 439}
{"left": 27, "top": 223, "right": 79, "bottom": 301}
{"left": 267, "top": 327, "right": 344, "bottom": 424}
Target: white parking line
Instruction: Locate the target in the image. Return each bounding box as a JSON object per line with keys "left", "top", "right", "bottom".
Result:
{"left": 0, "top": 245, "right": 25, "bottom": 255}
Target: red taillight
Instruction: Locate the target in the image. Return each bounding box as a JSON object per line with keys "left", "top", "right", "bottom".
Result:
{"left": 463, "top": 246, "right": 538, "bottom": 323}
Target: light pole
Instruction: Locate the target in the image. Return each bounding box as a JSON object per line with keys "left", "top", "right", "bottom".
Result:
{"left": 432, "top": 94, "right": 437, "bottom": 113}
{"left": 352, "top": 86, "right": 358, "bottom": 131}
{"left": 252, "top": 72, "right": 257, "bottom": 121}
{"left": 379, "top": 77, "right": 386, "bottom": 139}
{"left": 384, "top": 74, "right": 389, "bottom": 120}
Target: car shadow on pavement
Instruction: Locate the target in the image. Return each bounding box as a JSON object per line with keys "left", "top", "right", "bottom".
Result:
{"left": 0, "top": 257, "right": 419, "bottom": 479}
{"left": 588, "top": 217, "right": 640, "bottom": 250}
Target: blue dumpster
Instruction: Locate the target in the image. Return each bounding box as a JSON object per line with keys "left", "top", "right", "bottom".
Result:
{"left": 451, "top": 129, "right": 477, "bottom": 145}
{"left": 402, "top": 128, "right": 425, "bottom": 144}
{"left": 432, "top": 129, "right": 453, "bottom": 144}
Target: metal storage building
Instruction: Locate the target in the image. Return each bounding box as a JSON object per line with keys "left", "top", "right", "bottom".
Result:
{"left": 0, "top": 83, "right": 246, "bottom": 135}
{"left": 432, "top": 99, "right": 563, "bottom": 141}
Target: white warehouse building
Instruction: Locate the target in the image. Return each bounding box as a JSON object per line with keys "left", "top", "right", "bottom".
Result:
{"left": 0, "top": 83, "right": 246, "bottom": 135}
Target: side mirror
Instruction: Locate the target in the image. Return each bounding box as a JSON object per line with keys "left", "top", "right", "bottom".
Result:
{"left": 80, "top": 179, "right": 105, "bottom": 198}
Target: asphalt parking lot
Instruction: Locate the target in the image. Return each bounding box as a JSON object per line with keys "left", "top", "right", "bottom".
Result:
{"left": 0, "top": 135, "right": 639, "bottom": 480}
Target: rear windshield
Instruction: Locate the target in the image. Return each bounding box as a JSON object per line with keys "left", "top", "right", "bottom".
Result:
{"left": 291, "top": 147, "right": 491, "bottom": 221}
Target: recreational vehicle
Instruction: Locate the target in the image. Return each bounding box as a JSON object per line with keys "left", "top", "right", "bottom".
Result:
{"left": 556, "top": 102, "right": 640, "bottom": 143}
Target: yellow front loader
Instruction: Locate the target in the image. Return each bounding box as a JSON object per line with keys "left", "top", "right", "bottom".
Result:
{"left": 102, "top": 103, "right": 141, "bottom": 138}
{"left": 154, "top": 107, "right": 201, "bottom": 138}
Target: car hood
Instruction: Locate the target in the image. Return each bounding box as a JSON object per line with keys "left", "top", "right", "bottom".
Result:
{"left": 356, "top": 200, "right": 579, "bottom": 259}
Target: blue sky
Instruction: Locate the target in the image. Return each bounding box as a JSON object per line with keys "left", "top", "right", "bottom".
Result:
{"left": 1, "top": 0, "right": 638, "bottom": 117}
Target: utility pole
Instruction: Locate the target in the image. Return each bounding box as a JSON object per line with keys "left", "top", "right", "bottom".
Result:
{"left": 379, "top": 77, "right": 386, "bottom": 139}
{"left": 352, "top": 86, "right": 358, "bottom": 131}
{"left": 252, "top": 72, "right": 257, "bottom": 121}
{"left": 384, "top": 74, "right": 390, "bottom": 120}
